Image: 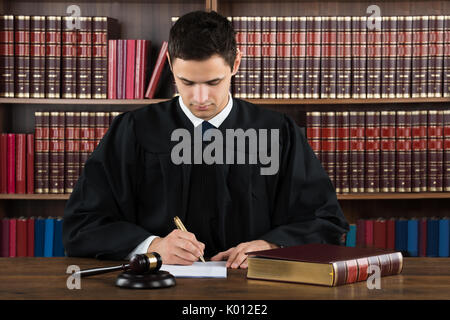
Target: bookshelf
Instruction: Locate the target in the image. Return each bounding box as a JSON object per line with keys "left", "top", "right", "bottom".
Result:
{"left": 1, "top": 0, "right": 450, "bottom": 228}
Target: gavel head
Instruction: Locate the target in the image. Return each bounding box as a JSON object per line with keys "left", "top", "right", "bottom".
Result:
{"left": 128, "top": 252, "right": 162, "bottom": 274}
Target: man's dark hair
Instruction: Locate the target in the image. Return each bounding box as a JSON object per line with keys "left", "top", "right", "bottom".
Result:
{"left": 168, "top": 11, "right": 237, "bottom": 70}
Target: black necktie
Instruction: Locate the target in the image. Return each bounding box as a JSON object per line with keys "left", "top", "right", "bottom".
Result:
{"left": 202, "top": 121, "right": 215, "bottom": 140}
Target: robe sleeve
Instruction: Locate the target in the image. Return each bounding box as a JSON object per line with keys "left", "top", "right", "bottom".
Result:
{"left": 62, "top": 112, "right": 151, "bottom": 260}
{"left": 259, "top": 115, "right": 349, "bottom": 247}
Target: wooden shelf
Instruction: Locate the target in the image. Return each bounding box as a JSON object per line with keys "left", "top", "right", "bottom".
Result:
{"left": 0, "top": 98, "right": 167, "bottom": 105}
{"left": 0, "top": 194, "right": 69, "bottom": 200}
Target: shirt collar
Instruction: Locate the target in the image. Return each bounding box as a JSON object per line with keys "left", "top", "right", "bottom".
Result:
{"left": 178, "top": 92, "right": 233, "bottom": 128}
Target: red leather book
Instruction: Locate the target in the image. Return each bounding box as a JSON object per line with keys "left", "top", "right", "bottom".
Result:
{"left": 134, "top": 39, "right": 150, "bottom": 99}
{"left": 444, "top": 110, "right": 450, "bottom": 191}
{"left": 125, "top": 39, "right": 136, "bottom": 99}
{"left": 62, "top": 16, "right": 77, "bottom": 98}
{"left": 107, "top": 39, "right": 117, "bottom": 99}
{"left": 351, "top": 16, "right": 367, "bottom": 98}
{"left": 16, "top": 217, "right": 27, "bottom": 257}
{"left": 246, "top": 17, "right": 256, "bottom": 98}
{"left": 411, "top": 110, "right": 428, "bottom": 192}
{"left": 396, "top": 111, "right": 412, "bottom": 192}
{"left": 365, "top": 219, "right": 374, "bottom": 247}
{"left": 366, "top": 16, "right": 382, "bottom": 98}
{"left": 444, "top": 16, "right": 450, "bottom": 97}
{"left": 1, "top": 218, "right": 9, "bottom": 256}
{"left": 7, "top": 133, "right": 15, "bottom": 193}
{"left": 380, "top": 111, "right": 396, "bottom": 192}
{"left": 26, "top": 133, "right": 34, "bottom": 194}
{"left": 92, "top": 17, "right": 120, "bottom": 99}
{"left": 320, "top": 16, "right": 336, "bottom": 99}
{"left": 321, "top": 111, "right": 336, "bottom": 188}
{"left": 349, "top": 111, "right": 365, "bottom": 193}
{"left": 411, "top": 16, "right": 429, "bottom": 98}
{"left": 373, "top": 218, "right": 387, "bottom": 249}
{"left": 145, "top": 41, "right": 168, "bottom": 99}
{"left": 45, "top": 16, "right": 61, "bottom": 98}
{"left": 0, "top": 15, "right": 14, "bottom": 98}
{"left": 246, "top": 243, "right": 403, "bottom": 287}
{"left": 116, "top": 39, "right": 126, "bottom": 99}
{"left": 0, "top": 133, "right": 7, "bottom": 193}
{"left": 396, "top": 16, "right": 413, "bottom": 98}
{"left": 14, "top": 15, "right": 30, "bottom": 98}
{"left": 252, "top": 17, "right": 262, "bottom": 99}
{"left": 306, "top": 111, "right": 321, "bottom": 161}
{"left": 232, "top": 17, "right": 246, "bottom": 98}
{"left": 30, "top": 16, "right": 45, "bottom": 98}
{"left": 290, "top": 17, "right": 306, "bottom": 99}
{"left": 356, "top": 219, "right": 366, "bottom": 247}
{"left": 15, "top": 133, "right": 26, "bottom": 194}
{"left": 336, "top": 16, "right": 351, "bottom": 98}
{"left": 261, "top": 17, "right": 276, "bottom": 99}
{"left": 427, "top": 110, "right": 444, "bottom": 191}
{"left": 34, "top": 111, "right": 50, "bottom": 193}
{"left": 65, "top": 112, "right": 80, "bottom": 194}
{"left": 9, "top": 218, "right": 16, "bottom": 257}
{"left": 79, "top": 111, "right": 90, "bottom": 172}
{"left": 386, "top": 218, "right": 396, "bottom": 250}
{"left": 381, "top": 16, "right": 397, "bottom": 98}
{"left": 76, "top": 17, "right": 92, "bottom": 99}
{"left": 336, "top": 111, "right": 349, "bottom": 194}
{"left": 95, "top": 112, "right": 109, "bottom": 147}
{"left": 305, "top": 16, "right": 321, "bottom": 99}
{"left": 418, "top": 218, "right": 427, "bottom": 257}
{"left": 365, "top": 111, "right": 380, "bottom": 193}
{"left": 27, "top": 217, "right": 34, "bottom": 256}
{"left": 276, "top": 17, "right": 291, "bottom": 99}
{"left": 49, "top": 112, "right": 65, "bottom": 194}
{"left": 427, "top": 15, "right": 444, "bottom": 98}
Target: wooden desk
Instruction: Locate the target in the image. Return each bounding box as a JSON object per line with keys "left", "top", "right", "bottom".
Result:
{"left": 0, "top": 257, "right": 449, "bottom": 300}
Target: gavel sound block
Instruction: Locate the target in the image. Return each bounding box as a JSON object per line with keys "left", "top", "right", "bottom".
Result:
{"left": 76, "top": 252, "right": 176, "bottom": 289}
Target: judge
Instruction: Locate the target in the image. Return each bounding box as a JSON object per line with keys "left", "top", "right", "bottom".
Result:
{"left": 62, "top": 11, "right": 349, "bottom": 269}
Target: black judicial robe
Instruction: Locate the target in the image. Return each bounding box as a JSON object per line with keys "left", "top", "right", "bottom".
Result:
{"left": 62, "top": 97, "right": 349, "bottom": 260}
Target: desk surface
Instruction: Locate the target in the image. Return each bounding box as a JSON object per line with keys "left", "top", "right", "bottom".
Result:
{"left": 0, "top": 257, "right": 449, "bottom": 300}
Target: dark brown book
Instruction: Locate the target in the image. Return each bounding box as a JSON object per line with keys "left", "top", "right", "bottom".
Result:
{"left": 65, "top": 111, "right": 80, "bottom": 194}
{"left": 26, "top": 133, "right": 34, "bottom": 194}
{"left": 336, "top": 16, "right": 351, "bottom": 98}
{"left": 14, "top": 15, "right": 30, "bottom": 98}
{"left": 246, "top": 243, "right": 403, "bottom": 287}
{"left": 427, "top": 15, "right": 444, "bottom": 98}
{"left": 252, "top": 17, "right": 262, "bottom": 99}
{"left": 396, "top": 111, "right": 412, "bottom": 192}
{"left": 321, "top": 111, "right": 336, "bottom": 188}
{"left": 30, "top": 16, "right": 45, "bottom": 98}
{"left": 411, "top": 110, "right": 428, "bottom": 192}
{"left": 349, "top": 111, "right": 365, "bottom": 193}
{"left": 411, "top": 16, "right": 429, "bottom": 98}
{"left": 365, "top": 111, "right": 380, "bottom": 193}
{"left": 34, "top": 111, "right": 49, "bottom": 193}
{"left": 0, "top": 15, "right": 14, "bottom": 98}
{"left": 380, "top": 111, "right": 396, "bottom": 192}
{"left": 381, "top": 16, "right": 397, "bottom": 98}
{"left": 261, "top": 17, "right": 276, "bottom": 99}
{"left": 49, "top": 112, "right": 64, "bottom": 193}
{"left": 305, "top": 16, "right": 321, "bottom": 98}
{"left": 336, "top": 111, "right": 349, "bottom": 194}
{"left": 351, "top": 16, "right": 366, "bottom": 98}
{"left": 306, "top": 111, "right": 321, "bottom": 161}
{"left": 366, "top": 16, "right": 382, "bottom": 98}
{"left": 246, "top": 17, "right": 256, "bottom": 98}
{"left": 276, "top": 17, "right": 291, "bottom": 98}
{"left": 45, "top": 16, "right": 61, "bottom": 98}
{"left": 290, "top": 17, "right": 306, "bottom": 99}
{"left": 427, "top": 110, "right": 444, "bottom": 192}
{"left": 76, "top": 17, "right": 92, "bottom": 99}
{"left": 444, "top": 16, "right": 450, "bottom": 98}
{"left": 320, "top": 16, "right": 336, "bottom": 98}
{"left": 232, "top": 17, "right": 246, "bottom": 99}
{"left": 62, "top": 16, "right": 77, "bottom": 98}
{"left": 396, "top": 16, "right": 413, "bottom": 98}
{"left": 444, "top": 110, "right": 450, "bottom": 191}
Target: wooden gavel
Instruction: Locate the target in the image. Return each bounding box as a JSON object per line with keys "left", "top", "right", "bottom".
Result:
{"left": 75, "top": 252, "right": 162, "bottom": 278}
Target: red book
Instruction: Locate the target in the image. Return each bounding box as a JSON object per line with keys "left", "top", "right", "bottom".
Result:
{"left": 9, "top": 218, "right": 16, "bottom": 257}
{"left": 7, "top": 133, "right": 15, "bottom": 194}
{"left": 125, "top": 39, "right": 136, "bottom": 99}
{"left": 373, "top": 218, "right": 387, "bottom": 249}
{"left": 0, "top": 133, "right": 7, "bottom": 193}
{"left": 418, "top": 218, "right": 427, "bottom": 257}
{"left": 16, "top": 217, "right": 27, "bottom": 257}
{"left": 386, "top": 218, "right": 396, "bottom": 250}
{"left": 15, "top": 133, "right": 26, "bottom": 194}
{"left": 135, "top": 40, "right": 150, "bottom": 99}
{"left": 1, "top": 218, "right": 9, "bottom": 257}
{"left": 356, "top": 219, "right": 366, "bottom": 247}
{"left": 26, "top": 134, "right": 34, "bottom": 194}
{"left": 306, "top": 111, "right": 321, "bottom": 161}
{"left": 107, "top": 40, "right": 117, "bottom": 99}
{"left": 145, "top": 41, "right": 168, "bottom": 99}
{"left": 27, "top": 217, "right": 34, "bottom": 257}
{"left": 365, "top": 219, "right": 374, "bottom": 247}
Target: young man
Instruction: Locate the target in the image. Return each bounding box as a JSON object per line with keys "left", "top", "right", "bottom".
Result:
{"left": 63, "top": 11, "right": 349, "bottom": 269}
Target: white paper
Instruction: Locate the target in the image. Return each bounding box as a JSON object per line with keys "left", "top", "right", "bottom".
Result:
{"left": 160, "top": 261, "right": 227, "bottom": 278}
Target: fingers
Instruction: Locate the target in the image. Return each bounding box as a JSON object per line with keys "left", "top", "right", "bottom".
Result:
{"left": 226, "top": 243, "right": 249, "bottom": 269}
{"left": 210, "top": 248, "right": 234, "bottom": 261}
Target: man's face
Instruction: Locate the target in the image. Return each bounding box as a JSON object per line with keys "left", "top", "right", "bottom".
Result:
{"left": 170, "top": 53, "right": 240, "bottom": 121}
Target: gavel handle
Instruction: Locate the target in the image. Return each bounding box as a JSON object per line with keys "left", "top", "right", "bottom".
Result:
{"left": 77, "top": 264, "right": 127, "bottom": 277}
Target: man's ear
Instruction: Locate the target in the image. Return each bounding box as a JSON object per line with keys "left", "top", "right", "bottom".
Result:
{"left": 231, "top": 48, "right": 243, "bottom": 76}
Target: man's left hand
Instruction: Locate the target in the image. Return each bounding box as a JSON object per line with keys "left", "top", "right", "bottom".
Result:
{"left": 210, "top": 240, "right": 278, "bottom": 269}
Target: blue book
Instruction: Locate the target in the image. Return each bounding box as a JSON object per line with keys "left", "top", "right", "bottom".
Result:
{"left": 407, "top": 219, "right": 419, "bottom": 257}
{"left": 34, "top": 217, "right": 45, "bottom": 257}
{"left": 395, "top": 219, "right": 408, "bottom": 254}
{"left": 53, "top": 218, "right": 65, "bottom": 257}
{"left": 426, "top": 218, "right": 440, "bottom": 257}
{"left": 345, "top": 224, "right": 356, "bottom": 247}
{"left": 44, "top": 218, "right": 55, "bottom": 257}
{"left": 438, "top": 218, "right": 449, "bottom": 257}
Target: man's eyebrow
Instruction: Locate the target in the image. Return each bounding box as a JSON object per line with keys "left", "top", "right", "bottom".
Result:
{"left": 177, "top": 76, "right": 225, "bottom": 84}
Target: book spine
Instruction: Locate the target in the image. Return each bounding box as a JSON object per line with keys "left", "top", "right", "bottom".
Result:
{"left": 16, "top": 217, "right": 27, "bottom": 257}
{"left": 381, "top": 16, "right": 397, "bottom": 98}
{"left": 444, "top": 110, "right": 450, "bottom": 191}
{"left": 107, "top": 39, "right": 117, "bottom": 99}
{"left": 49, "top": 112, "right": 65, "bottom": 194}
{"left": 7, "top": 133, "right": 15, "bottom": 193}
{"left": 62, "top": 16, "right": 77, "bottom": 98}
{"left": 26, "top": 133, "right": 34, "bottom": 194}
{"left": 396, "top": 111, "right": 412, "bottom": 192}
{"left": 246, "top": 17, "right": 255, "bottom": 99}
{"left": 380, "top": 111, "right": 396, "bottom": 192}
{"left": 351, "top": 16, "right": 366, "bottom": 98}
{"left": 427, "top": 15, "right": 444, "bottom": 97}
{"left": 386, "top": 218, "right": 396, "bottom": 250}
{"left": 65, "top": 111, "right": 80, "bottom": 193}
{"left": 418, "top": 217, "right": 427, "bottom": 257}
{"left": 144, "top": 41, "right": 168, "bottom": 99}
{"left": 134, "top": 39, "right": 150, "bottom": 99}
{"left": 411, "top": 110, "right": 428, "bottom": 192}
{"left": 290, "top": 17, "right": 306, "bottom": 98}
{"left": 261, "top": 17, "right": 276, "bottom": 99}
{"left": 407, "top": 218, "right": 419, "bottom": 256}
{"left": 276, "top": 17, "right": 291, "bottom": 99}
{"left": 366, "top": 16, "right": 382, "bottom": 98}
{"left": 411, "top": 16, "right": 429, "bottom": 98}
{"left": 27, "top": 217, "right": 35, "bottom": 256}
{"left": 349, "top": 111, "right": 365, "bottom": 193}
{"left": 76, "top": 16, "right": 92, "bottom": 99}
{"left": 320, "top": 16, "right": 336, "bottom": 99}
{"left": 14, "top": 15, "right": 30, "bottom": 98}
{"left": 396, "top": 16, "right": 413, "bottom": 98}
{"left": 444, "top": 16, "right": 450, "bottom": 97}
{"left": 374, "top": 218, "right": 387, "bottom": 249}
{"left": 305, "top": 17, "right": 321, "bottom": 98}
{"left": 44, "top": 217, "right": 54, "bottom": 257}
{"left": 45, "top": 16, "right": 61, "bottom": 98}
{"left": 306, "top": 111, "right": 321, "bottom": 161}
{"left": 336, "top": 111, "right": 349, "bottom": 194}
{"left": 1, "top": 218, "right": 9, "bottom": 256}
{"left": 336, "top": 16, "right": 351, "bottom": 98}
{"left": 427, "top": 110, "right": 444, "bottom": 191}
{"left": 253, "top": 17, "right": 262, "bottom": 99}
{"left": 125, "top": 39, "right": 136, "bottom": 99}
{"left": 365, "top": 111, "right": 380, "bottom": 193}
{"left": 0, "top": 15, "right": 14, "bottom": 98}
{"left": 365, "top": 219, "right": 374, "bottom": 247}
{"left": 35, "top": 111, "right": 50, "bottom": 193}
{"left": 0, "top": 133, "right": 7, "bottom": 193}
{"left": 232, "top": 17, "right": 244, "bottom": 98}
{"left": 9, "top": 218, "right": 16, "bottom": 257}
{"left": 30, "top": 16, "right": 45, "bottom": 98}
{"left": 15, "top": 133, "right": 26, "bottom": 194}
{"left": 321, "top": 111, "right": 336, "bottom": 188}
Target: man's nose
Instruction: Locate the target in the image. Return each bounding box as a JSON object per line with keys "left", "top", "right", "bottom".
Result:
{"left": 192, "top": 84, "right": 209, "bottom": 104}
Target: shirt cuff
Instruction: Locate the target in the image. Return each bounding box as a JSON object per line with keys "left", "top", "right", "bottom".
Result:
{"left": 125, "top": 235, "right": 159, "bottom": 260}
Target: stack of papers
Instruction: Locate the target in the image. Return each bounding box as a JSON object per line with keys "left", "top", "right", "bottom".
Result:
{"left": 160, "top": 261, "right": 227, "bottom": 278}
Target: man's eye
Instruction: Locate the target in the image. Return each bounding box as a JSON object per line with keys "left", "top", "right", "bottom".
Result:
{"left": 208, "top": 81, "right": 220, "bottom": 86}
{"left": 183, "top": 81, "right": 194, "bottom": 86}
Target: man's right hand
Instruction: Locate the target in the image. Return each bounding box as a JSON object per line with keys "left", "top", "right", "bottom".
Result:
{"left": 147, "top": 229, "right": 205, "bottom": 265}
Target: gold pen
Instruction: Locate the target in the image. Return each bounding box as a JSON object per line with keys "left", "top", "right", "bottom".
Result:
{"left": 173, "top": 216, "right": 206, "bottom": 263}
